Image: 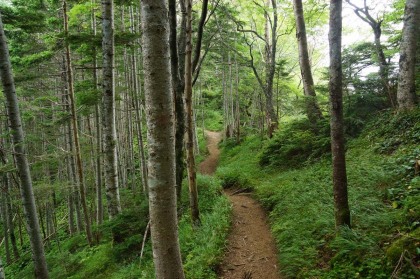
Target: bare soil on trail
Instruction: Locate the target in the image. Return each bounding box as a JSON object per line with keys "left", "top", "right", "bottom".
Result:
{"left": 198, "top": 131, "right": 281, "bottom": 279}
{"left": 199, "top": 130, "right": 222, "bottom": 175}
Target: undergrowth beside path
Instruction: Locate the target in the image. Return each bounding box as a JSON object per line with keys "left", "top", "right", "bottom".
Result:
{"left": 6, "top": 174, "right": 230, "bottom": 279}
{"left": 217, "top": 109, "right": 420, "bottom": 278}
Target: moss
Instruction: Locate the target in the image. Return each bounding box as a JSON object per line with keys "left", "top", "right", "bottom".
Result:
{"left": 386, "top": 227, "right": 420, "bottom": 264}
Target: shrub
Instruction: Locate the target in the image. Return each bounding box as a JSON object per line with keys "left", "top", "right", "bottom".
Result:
{"left": 258, "top": 119, "right": 330, "bottom": 168}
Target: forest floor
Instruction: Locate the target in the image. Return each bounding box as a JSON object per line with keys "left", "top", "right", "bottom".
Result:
{"left": 199, "top": 131, "right": 281, "bottom": 279}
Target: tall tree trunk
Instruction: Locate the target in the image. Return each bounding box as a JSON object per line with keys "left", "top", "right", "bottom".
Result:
{"left": 266, "top": 0, "right": 279, "bottom": 137}
{"left": 293, "top": 0, "right": 323, "bottom": 124}
{"left": 397, "top": 0, "right": 419, "bottom": 110}
{"left": 63, "top": 1, "right": 93, "bottom": 245}
{"left": 0, "top": 12, "right": 49, "bottom": 279}
{"left": 328, "top": 0, "right": 351, "bottom": 229}
{"left": 102, "top": 0, "right": 122, "bottom": 219}
{"left": 185, "top": 0, "right": 201, "bottom": 225}
{"left": 140, "top": 1, "right": 185, "bottom": 278}
{"left": 169, "top": 0, "right": 186, "bottom": 202}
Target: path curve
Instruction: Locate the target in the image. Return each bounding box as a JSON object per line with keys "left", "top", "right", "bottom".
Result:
{"left": 198, "top": 131, "right": 281, "bottom": 279}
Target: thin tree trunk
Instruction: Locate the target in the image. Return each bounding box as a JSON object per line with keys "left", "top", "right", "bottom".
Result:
{"left": 0, "top": 193, "right": 11, "bottom": 264}
{"left": 63, "top": 1, "right": 93, "bottom": 245}
{"left": 328, "top": 0, "right": 351, "bottom": 229}
{"left": 185, "top": 0, "right": 201, "bottom": 225}
{"left": 346, "top": 0, "right": 395, "bottom": 107}
{"left": 102, "top": 0, "right": 122, "bottom": 219}
{"left": 140, "top": 1, "right": 185, "bottom": 277}
{"left": 0, "top": 256, "right": 4, "bottom": 279}
{"left": 397, "top": 0, "right": 419, "bottom": 110}
{"left": 293, "top": 0, "right": 323, "bottom": 123}
{"left": 0, "top": 134, "right": 19, "bottom": 260}
{"left": 93, "top": 45, "right": 103, "bottom": 225}
{"left": 0, "top": 11, "right": 49, "bottom": 279}
{"left": 169, "top": 0, "right": 186, "bottom": 202}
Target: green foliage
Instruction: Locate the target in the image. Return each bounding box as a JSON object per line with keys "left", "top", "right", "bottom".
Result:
{"left": 179, "top": 175, "right": 231, "bottom": 279}
{"left": 218, "top": 110, "right": 420, "bottom": 278}
{"left": 258, "top": 119, "right": 330, "bottom": 168}
{"left": 369, "top": 110, "right": 420, "bottom": 154}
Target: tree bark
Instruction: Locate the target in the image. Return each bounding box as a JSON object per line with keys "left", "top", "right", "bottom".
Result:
{"left": 397, "top": 0, "right": 419, "bottom": 110}
{"left": 102, "top": 0, "right": 122, "bottom": 219}
{"left": 328, "top": 0, "right": 351, "bottom": 229}
{"left": 140, "top": 1, "right": 186, "bottom": 278}
{"left": 185, "top": 0, "right": 201, "bottom": 225}
{"left": 0, "top": 11, "right": 49, "bottom": 279}
{"left": 293, "top": 0, "right": 323, "bottom": 124}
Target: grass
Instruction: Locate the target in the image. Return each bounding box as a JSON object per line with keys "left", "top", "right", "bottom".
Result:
{"left": 216, "top": 109, "right": 420, "bottom": 278}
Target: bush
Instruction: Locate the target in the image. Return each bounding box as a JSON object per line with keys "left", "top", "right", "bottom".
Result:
{"left": 258, "top": 119, "right": 330, "bottom": 168}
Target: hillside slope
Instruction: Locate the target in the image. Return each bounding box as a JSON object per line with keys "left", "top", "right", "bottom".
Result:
{"left": 217, "top": 109, "right": 420, "bottom": 278}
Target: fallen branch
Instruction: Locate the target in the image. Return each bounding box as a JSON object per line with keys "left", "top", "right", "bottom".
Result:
{"left": 139, "top": 219, "right": 151, "bottom": 263}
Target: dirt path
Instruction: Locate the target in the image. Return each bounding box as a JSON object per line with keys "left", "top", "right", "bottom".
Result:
{"left": 199, "top": 131, "right": 281, "bottom": 279}
{"left": 199, "top": 130, "right": 222, "bottom": 175}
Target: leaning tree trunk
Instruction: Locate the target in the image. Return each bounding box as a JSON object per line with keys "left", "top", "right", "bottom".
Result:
{"left": 102, "top": 0, "right": 121, "bottom": 219}
{"left": 328, "top": 0, "right": 351, "bottom": 229}
{"left": 397, "top": 0, "right": 419, "bottom": 110}
{"left": 184, "top": 0, "right": 201, "bottom": 225}
{"left": 0, "top": 12, "right": 49, "bottom": 279}
{"left": 293, "top": 0, "right": 323, "bottom": 124}
{"left": 140, "top": 1, "right": 186, "bottom": 278}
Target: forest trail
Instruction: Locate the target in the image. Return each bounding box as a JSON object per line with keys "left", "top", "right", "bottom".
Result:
{"left": 199, "top": 130, "right": 222, "bottom": 174}
{"left": 199, "top": 131, "right": 281, "bottom": 279}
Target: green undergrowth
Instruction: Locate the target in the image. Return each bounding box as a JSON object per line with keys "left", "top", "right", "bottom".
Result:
{"left": 217, "top": 109, "right": 420, "bottom": 278}
{"left": 6, "top": 175, "right": 230, "bottom": 279}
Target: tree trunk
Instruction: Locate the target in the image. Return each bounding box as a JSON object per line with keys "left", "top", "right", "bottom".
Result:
{"left": 169, "top": 0, "right": 186, "bottom": 202}
{"left": 0, "top": 256, "right": 4, "bottom": 279}
{"left": 0, "top": 135, "right": 19, "bottom": 261}
{"left": 63, "top": 1, "right": 93, "bottom": 245}
{"left": 0, "top": 193, "right": 11, "bottom": 264}
{"left": 140, "top": 1, "right": 186, "bottom": 278}
{"left": 346, "top": 0, "right": 395, "bottom": 107}
{"left": 102, "top": 0, "right": 122, "bottom": 219}
{"left": 0, "top": 11, "right": 49, "bottom": 279}
{"left": 293, "top": 0, "right": 323, "bottom": 124}
{"left": 328, "top": 0, "right": 351, "bottom": 229}
{"left": 185, "top": 0, "right": 201, "bottom": 225}
{"left": 397, "top": 0, "right": 419, "bottom": 110}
